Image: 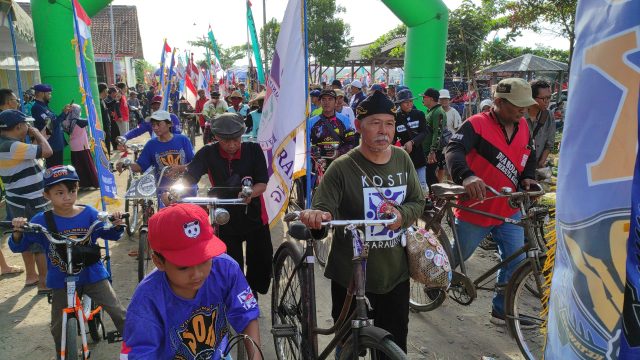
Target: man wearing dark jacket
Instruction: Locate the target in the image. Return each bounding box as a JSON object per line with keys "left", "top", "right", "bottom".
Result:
{"left": 394, "top": 89, "right": 428, "bottom": 192}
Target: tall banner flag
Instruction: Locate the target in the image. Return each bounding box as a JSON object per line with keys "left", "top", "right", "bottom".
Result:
{"left": 70, "top": 0, "right": 117, "bottom": 204}
{"left": 246, "top": 0, "right": 265, "bottom": 84}
{"left": 544, "top": 1, "right": 640, "bottom": 359}
{"left": 162, "top": 48, "right": 176, "bottom": 111}
{"left": 158, "top": 39, "right": 171, "bottom": 97}
{"left": 207, "top": 25, "right": 223, "bottom": 68}
{"left": 257, "top": 0, "right": 307, "bottom": 225}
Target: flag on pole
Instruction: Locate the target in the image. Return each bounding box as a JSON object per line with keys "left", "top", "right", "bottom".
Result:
{"left": 184, "top": 74, "right": 198, "bottom": 108}
{"left": 158, "top": 39, "right": 171, "bottom": 97}
{"left": 544, "top": 0, "right": 640, "bottom": 358}
{"left": 162, "top": 48, "right": 176, "bottom": 111}
{"left": 246, "top": 0, "right": 265, "bottom": 84}
{"left": 257, "top": 0, "right": 307, "bottom": 225}
{"left": 207, "top": 25, "right": 223, "bottom": 69}
{"left": 70, "top": 0, "right": 117, "bottom": 204}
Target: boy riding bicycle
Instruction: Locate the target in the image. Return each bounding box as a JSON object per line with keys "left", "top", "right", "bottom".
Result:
{"left": 120, "top": 203, "right": 261, "bottom": 359}
{"left": 8, "top": 165, "right": 127, "bottom": 358}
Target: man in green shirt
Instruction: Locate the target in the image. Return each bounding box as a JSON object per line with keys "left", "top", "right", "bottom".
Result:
{"left": 422, "top": 88, "right": 446, "bottom": 189}
{"left": 300, "top": 90, "right": 425, "bottom": 354}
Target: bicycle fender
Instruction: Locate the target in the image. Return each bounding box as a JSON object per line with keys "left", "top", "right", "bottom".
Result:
{"left": 359, "top": 326, "right": 395, "bottom": 343}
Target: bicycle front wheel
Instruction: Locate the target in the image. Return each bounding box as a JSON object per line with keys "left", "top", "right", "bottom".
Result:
{"left": 137, "top": 231, "right": 152, "bottom": 282}
{"left": 87, "top": 303, "right": 104, "bottom": 343}
{"left": 271, "top": 241, "right": 306, "bottom": 360}
{"left": 339, "top": 334, "right": 407, "bottom": 360}
{"left": 505, "top": 262, "right": 546, "bottom": 360}
{"left": 65, "top": 317, "right": 79, "bottom": 360}
{"left": 313, "top": 235, "right": 331, "bottom": 267}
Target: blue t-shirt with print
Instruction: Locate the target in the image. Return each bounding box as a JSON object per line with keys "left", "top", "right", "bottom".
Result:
{"left": 136, "top": 134, "right": 195, "bottom": 194}
{"left": 120, "top": 254, "right": 260, "bottom": 360}
{"left": 8, "top": 206, "right": 124, "bottom": 289}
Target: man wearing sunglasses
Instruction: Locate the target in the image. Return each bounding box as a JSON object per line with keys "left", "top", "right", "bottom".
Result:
{"left": 525, "top": 79, "right": 556, "bottom": 169}
{"left": 444, "top": 77, "right": 539, "bottom": 325}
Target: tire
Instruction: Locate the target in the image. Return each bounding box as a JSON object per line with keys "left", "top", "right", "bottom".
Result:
{"left": 65, "top": 317, "right": 79, "bottom": 360}
{"left": 87, "top": 304, "right": 104, "bottom": 343}
{"left": 125, "top": 200, "right": 139, "bottom": 237}
{"left": 408, "top": 223, "right": 453, "bottom": 312}
{"left": 339, "top": 334, "right": 407, "bottom": 360}
{"left": 287, "top": 178, "right": 306, "bottom": 214}
{"left": 504, "top": 262, "right": 546, "bottom": 360}
{"left": 271, "top": 241, "right": 306, "bottom": 360}
{"left": 313, "top": 236, "right": 331, "bottom": 267}
{"left": 137, "top": 231, "right": 151, "bottom": 282}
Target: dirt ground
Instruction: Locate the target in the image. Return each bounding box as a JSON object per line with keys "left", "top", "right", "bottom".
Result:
{"left": 0, "top": 134, "right": 526, "bottom": 359}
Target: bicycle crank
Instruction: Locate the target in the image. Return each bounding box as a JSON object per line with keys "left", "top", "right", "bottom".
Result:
{"left": 448, "top": 271, "right": 476, "bottom": 305}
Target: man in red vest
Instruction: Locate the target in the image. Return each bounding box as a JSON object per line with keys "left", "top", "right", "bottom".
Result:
{"left": 445, "top": 77, "right": 539, "bottom": 325}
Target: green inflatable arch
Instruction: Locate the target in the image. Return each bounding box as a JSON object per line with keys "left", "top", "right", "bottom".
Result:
{"left": 30, "top": 0, "right": 111, "bottom": 124}
{"left": 382, "top": 0, "right": 449, "bottom": 109}
{"left": 31, "top": 0, "right": 448, "bottom": 118}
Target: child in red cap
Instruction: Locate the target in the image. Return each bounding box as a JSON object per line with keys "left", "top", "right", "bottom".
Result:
{"left": 120, "top": 203, "right": 261, "bottom": 359}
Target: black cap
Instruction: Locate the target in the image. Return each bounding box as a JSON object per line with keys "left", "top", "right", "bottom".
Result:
{"left": 319, "top": 89, "right": 337, "bottom": 99}
{"left": 212, "top": 113, "right": 247, "bottom": 139}
{"left": 331, "top": 79, "right": 342, "bottom": 88}
{"left": 356, "top": 91, "right": 397, "bottom": 120}
{"left": 422, "top": 88, "right": 440, "bottom": 102}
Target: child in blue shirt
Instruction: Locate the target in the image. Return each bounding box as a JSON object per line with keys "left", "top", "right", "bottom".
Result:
{"left": 9, "top": 165, "right": 127, "bottom": 357}
{"left": 116, "top": 110, "right": 195, "bottom": 202}
{"left": 120, "top": 203, "right": 261, "bottom": 359}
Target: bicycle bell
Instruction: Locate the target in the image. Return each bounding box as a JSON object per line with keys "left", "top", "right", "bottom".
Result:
{"left": 212, "top": 208, "right": 231, "bottom": 225}
{"left": 116, "top": 136, "right": 127, "bottom": 145}
{"left": 500, "top": 187, "right": 513, "bottom": 194}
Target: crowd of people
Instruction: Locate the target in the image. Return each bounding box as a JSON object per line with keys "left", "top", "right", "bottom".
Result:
{"left": 0, "top": 74, "right": 557, "bottom": 358}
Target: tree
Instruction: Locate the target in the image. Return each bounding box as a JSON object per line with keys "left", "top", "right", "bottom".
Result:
{"left": 361, "top": 25, "right": 407, "bottom": 60}
{"left": 446, "top": 0, "right": 492, "bottom": 78}
{"left": 260, "top": 18, "right": 280, "bottom": 70}
{"left": 188, "top": 38, "right": 247, "bottom": 70}
{"left": 134, "top": 59, "right": 154, "bottom": 85}
{"left": 307, "top": 0, "right": 352, "bottom": 81}
{"left": 486, "top": 0, "right": 577, "bottom": 69}
{"left": 481, "top": 38, "right": 570, "bottom": 66}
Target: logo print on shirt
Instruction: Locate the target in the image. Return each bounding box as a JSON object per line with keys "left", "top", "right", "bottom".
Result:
{"left": 362, "top": 185, "right": 407, "bottom": 245}
{"left": 237, "top": 286, "right": 258, "bottom": 310}
{"left": 176, "top": 306, "right": 227, "bottom": 358}
{"left": 183, "top": 220, "right": 200, "bottom": 238}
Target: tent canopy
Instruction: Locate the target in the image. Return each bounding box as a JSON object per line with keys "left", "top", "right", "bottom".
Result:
{"left": 0, "top": 0, "right": 37, "bottom": 70}
{"left": 478, "top": 53, "right": 568, "bottom": 74}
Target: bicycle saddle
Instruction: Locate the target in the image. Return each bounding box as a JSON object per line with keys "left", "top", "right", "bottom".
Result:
{"left": 431, "top": 183, "right": 466, "bottom": 199}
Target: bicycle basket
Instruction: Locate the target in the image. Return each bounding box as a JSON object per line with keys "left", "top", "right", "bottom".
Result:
{"left": 405, "top": 228, "right": 452, "bottom": 289}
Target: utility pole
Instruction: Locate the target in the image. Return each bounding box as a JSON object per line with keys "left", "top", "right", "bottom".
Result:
{"left": 109, "top": 4, "right": 116, "bottom": 84}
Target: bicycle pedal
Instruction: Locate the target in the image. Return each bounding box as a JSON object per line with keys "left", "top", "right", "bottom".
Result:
{"left": 106, "top": 330, "right": 122, "bottom": 343}
{"left": 47, "top": 292, "right": 53, "bottom": 304}
{"left": 271, "top": 324, "right": 298, "bottom": 338}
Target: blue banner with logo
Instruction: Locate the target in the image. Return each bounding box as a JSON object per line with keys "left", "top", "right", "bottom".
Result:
{"left": 71, "top": 0, "right": 117, "bottom": 202}
{"left": 544, "top": 0, "right": 640, "bottom": 358}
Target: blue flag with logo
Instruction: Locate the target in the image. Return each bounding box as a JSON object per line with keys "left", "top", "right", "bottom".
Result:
{"left": 70, "top": 0, "right": 117, "bottom": 202}
{"left": 544, "top": 0, "right": 640, "bottom": 358}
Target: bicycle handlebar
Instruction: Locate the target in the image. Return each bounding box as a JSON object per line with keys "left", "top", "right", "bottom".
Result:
{"left": 178, "top": 197, "right": 248, "bottom": 206}
{"left": 485, "top": 184, "right": 545, "bottom": 198}
{"left": 284, "top": 211, "right": 397, "bottom": 227}
{"left": 1, "top": 213, "right": 129, "bottom": 245}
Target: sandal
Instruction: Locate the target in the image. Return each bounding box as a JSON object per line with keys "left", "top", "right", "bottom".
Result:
{"left": 24, "top": 279, "right": 39, "bottom": 287}
{"left": 1, "top": 266, "right": 24, "bottom": 276}
{"left": 37, "top": 288, "right": 52, "bottom": 295}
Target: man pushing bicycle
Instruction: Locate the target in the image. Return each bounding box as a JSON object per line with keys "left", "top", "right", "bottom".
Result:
{"left": 299, "top": 90, "right": 425, "bottom": 355}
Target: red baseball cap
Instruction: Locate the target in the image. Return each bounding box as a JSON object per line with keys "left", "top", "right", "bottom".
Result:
{"left": 148, "top": 204, "right": 226, "bottom": 267}
{"left": 151, "top": 95, "right": 163, "bottom": 104}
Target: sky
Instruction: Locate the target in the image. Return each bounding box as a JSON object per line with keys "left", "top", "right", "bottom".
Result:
{"left": 111, "top": 0, "right": 569, "bottom": 66}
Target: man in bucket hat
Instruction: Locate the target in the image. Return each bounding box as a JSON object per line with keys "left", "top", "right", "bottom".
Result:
{"left": 173, "top": 113, "right": 273, "bottom": 298}
{"left": 299, "top": 90, "right": 425, "bottom": 355}
{"left": 444, "top": 77, "right": 539, "bottom": 325}
{"left": 121, "top": 203, "right": 261, "bottom": 359}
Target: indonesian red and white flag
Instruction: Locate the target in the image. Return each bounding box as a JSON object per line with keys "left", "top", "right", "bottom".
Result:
{"left": 184, "top": 74, "right": 198, "bottom": 108}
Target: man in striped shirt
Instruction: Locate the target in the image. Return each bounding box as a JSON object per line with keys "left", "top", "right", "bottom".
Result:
{"left": 0, "top": 109, "right": 53, "bottom": 292}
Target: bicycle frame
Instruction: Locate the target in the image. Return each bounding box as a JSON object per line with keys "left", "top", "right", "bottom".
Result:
{"left": 279, "top": 216, "right": 396, "bottom": 360}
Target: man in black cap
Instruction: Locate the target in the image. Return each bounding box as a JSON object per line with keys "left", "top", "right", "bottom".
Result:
{"left": 299, "top": 91, "right": 425, "bottom": 354}
{"left": 394, "top": 89, "right": 428, "bottom": 192}
{"left": 421, "top": 88, "right": 447, "bottom": 189}
{"left": 179, "top": 113, "right": 273, "bottom": 297}
{"left": 307, "top": 89, "right": 356, "bottom": 159}
{"left": 31, "top": 84, "right": 71, "bottom": 167}
{"left": 331, "top": 79, "right": 342, "bottom": 90}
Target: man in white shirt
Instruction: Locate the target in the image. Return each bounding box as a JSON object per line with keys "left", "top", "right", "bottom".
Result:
{"left": 334, "top": 89, "right": 355, "bottom": 128}
{"left": 439, "top": 89, "right": 462, "bottom": 133}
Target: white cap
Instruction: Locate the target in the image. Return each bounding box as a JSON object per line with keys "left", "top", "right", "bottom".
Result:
{"left": 150, "top": 110, "right": 172, "bottom": 122}
{"left": 350, "top": 80, "right": 362, "bottom": 89}
{"left": 439, "top": 89, "right": 450, "bottom": 99}
{"left": 480, "top": 99, "right": 493, "bottom": 110}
